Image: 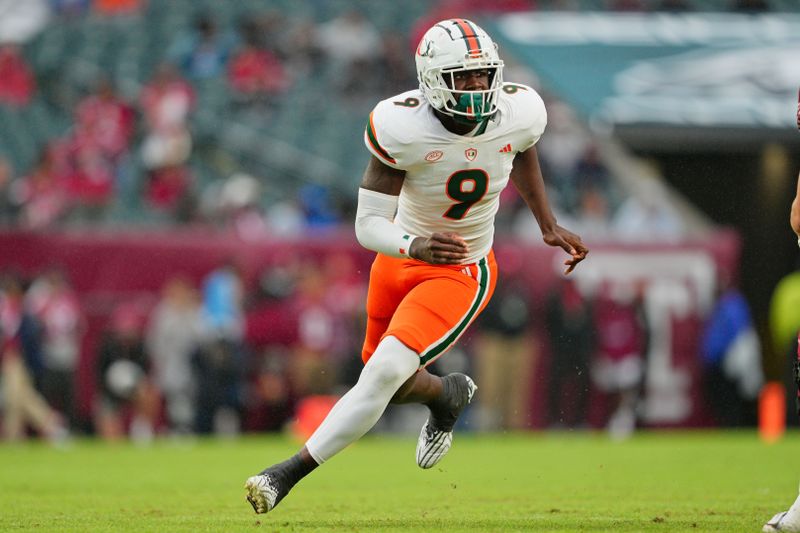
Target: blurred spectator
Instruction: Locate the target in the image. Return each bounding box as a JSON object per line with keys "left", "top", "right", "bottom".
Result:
{"left": 168, "top": 13, "right": 236, "bottom": 81}
{"left": 0, "top": 156, "right": 17, "bottom": 224}
{"left": 0, "top": 273, "right": 66, "bottom": 442}
{"left": 264, "top": 197, "right": 305, "bottom": 237}
{"left": 228, "top": 18, "right": 289, "bottom": 113}
{"left": 95, "top": 302, "right": 159, "bottom": 442}
{"left": 315, "top": 10, "right": 381, "bottom": 93}
{"left": 92, "top": 0, "right": 143, "bottom": 16}
{"left": 194, "top": 262, "right": 246, "bottom": 435}
{"left": 473, "top": 272, "right": 534, "bottom": 431}
{"left": 251, "top": 10, "right": 289, "bottom": 57}
{"left": 146, "top": 276, "right": 202, "bottom": 434}
{"left": 245, "top": 262, "right": 300, "bottom": 352}
{"left": 607, "top": 0, "right": 647, "bottom": 10}
{"left": 545, "top": 277, "right": 594, "bottom": 428}
{"left": 730, "top": 0, "right": 771, "bottom": 13}
{"left": 139, "top": 63, "right": 195, "bottom": 221}
{"left": 64, "top": 146, "right": 115, "bottom": 221}
{"left": 73, "top": 76, "right": 135, "bottom": 163}
{"left": 299, "top": 184, "right": 342, "bottom": 229}
{"left": 192, "top": 335, "right": 245, "bottom": 435}
{"left": 25, "top": 268, "right": 84, "bottom": 429}
{"left": 201, "top": 261, "right": 245, "bottom": 341}
{"left": 0, "top": 0, "right": 50, "bottom": 43}
{"left": 289, "top": 260, "right": 339, "bottom": 397}
{"left": 591, "top": 281, "right": 649, "bottom": 439}
{"left": 376, "top": 32, "right": 416, "bottom": 95}
{"left": 10, "top": 145, "right": 68, "bottom": 229}
{"left": 64, "top": 77, "right": 132, "bottom": 220}
{"left": 243, "top": 346, "right": 295, "bottom": 432}
{"left": 282, "top": 18, "right": 324, "bottom": 78}
{"left": 201, "top": 173, "right": 269, "bottom": 239}
{"left": 0, "top": 43, "right": 35, "bottom": 107}
{"left": 657, "top": 0, "right": 693, "bottom": 11}
{"left": 536, "top": 101, "right": 589, "bottom": 203}
{"left": 140, "top": 62, "right": 194, "bottom": 170}
{"left": 244, "top": 263, "right": 300, "bottom": 432}
{"left": 494, "top": 180, "right": 525, "bottom": 234}
{"left": 574, "top": 144, "right": 611, "bottom": 198}
{"left": 144, "top": 164, "right": 195, "bottom": 221}
{"left": 701, "top": 279, "right": 763, "bottom": 426}
{"left": 572, "top": 187, "right": 613, "bottom": 242}
{"left": 321, "top": 251, "right": 367, "bottom": 384}
{"left": 51, "top": 0, "right": 90, "bottom": 17}
{"left": 611, "top": 181, "right": 683, "bottom": 242}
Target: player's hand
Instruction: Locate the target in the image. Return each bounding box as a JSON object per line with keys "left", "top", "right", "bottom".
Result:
{"left": 410, "top": 232, "right": 469, "bottom": 264}
{"left": 541, "top": 225, "right": 589, "bottom": 275}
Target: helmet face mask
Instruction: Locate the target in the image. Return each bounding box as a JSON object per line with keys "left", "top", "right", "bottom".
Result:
{"left": 416, "top": 19, "right": 505, "bottom": 123}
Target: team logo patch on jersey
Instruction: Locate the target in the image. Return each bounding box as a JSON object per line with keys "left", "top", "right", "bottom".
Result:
{"left": 465, "top": 148, "right": 478, "bottom": 161}
{"left": 425, "top": 150, "right": 444, "bottom": 162}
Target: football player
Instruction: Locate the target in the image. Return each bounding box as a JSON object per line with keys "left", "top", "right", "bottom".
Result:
{"left": 245, "top": 18, "right": 588, "bottom": 514}
{"left": 761, "top": 89, "right": 800, "bottom": 533}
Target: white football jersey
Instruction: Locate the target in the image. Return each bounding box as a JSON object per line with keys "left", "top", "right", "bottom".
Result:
{"left": 364, "top": 83, "right": 547, "bottom": 263}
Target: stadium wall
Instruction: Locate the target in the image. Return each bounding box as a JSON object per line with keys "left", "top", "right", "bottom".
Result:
{"left": 0, "top": 228, "right": 741, "bottom": 430}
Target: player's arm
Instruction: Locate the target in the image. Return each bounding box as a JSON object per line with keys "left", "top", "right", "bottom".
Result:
{"left": 791, "top": 171, "right": 800, "bottom": 239}
{"left": 510, "top": 146, "right": 588, "bottom": 274}
{"left": 355, "top": 156, "right": 469, "bottom": 264}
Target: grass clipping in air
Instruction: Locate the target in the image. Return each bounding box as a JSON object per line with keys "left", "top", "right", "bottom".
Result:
{"left": 0, "top": 431, "right": 796, "bottom": 532}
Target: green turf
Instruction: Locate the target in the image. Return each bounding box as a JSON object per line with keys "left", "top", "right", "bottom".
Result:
{"left": 0, "top": 430, "right": 796, "bottom": 532}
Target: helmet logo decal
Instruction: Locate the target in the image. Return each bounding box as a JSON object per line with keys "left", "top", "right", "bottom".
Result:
{"left": 465, "top": 148, "right": 478, "bottom": 161}
{"left": 417, "top": 39, "right": 432, "bottom": 58}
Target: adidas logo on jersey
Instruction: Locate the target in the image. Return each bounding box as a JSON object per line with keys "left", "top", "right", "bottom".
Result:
{"left": 498, "top": 144, "right": 512, "bottom": 153}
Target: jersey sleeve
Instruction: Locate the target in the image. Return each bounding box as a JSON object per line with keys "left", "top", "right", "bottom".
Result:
{"left": 363, "top": 100, "right": 408, "bottom": 170}
{"left": 509, "top": 84, "right": 548, "bottom": 153}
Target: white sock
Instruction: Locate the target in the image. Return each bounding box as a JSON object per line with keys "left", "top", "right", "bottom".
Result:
{"left": 784, "top": 493, "right": 800, "bottom": 527}
{"left": 305, "top": 336, "right": 419, "bottom": 464}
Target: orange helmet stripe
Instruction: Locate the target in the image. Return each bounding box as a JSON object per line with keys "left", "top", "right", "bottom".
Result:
{"left": 452, "top": 19, "right": 481, "bottom": 57}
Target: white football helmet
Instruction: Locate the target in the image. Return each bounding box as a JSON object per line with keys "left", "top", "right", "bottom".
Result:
{"left": 415, "top": 19, "right": 504, "bottom": 123}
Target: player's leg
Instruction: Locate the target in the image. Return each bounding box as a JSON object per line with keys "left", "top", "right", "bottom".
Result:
{"left": 390, "top": 368, "right": 441, "bottom": 404}
{"left": 244, "top": 254, "right": 410, "bottom": 514}
{"left": 1, "top": 356, "right": 26, "bottom": 440}
{"left": 389, "top": 367, "right": 477, "bottom": 469}
{"left": 245, "top": 336, "right": 418, "bottom": 514}
{"left": 381, "top": 254, "right": 496, "bottom": 468}
{"left": 763, "top": 491, "right": 800, "bottom": 532}
{"left": 763, "top": 337, "right": 800, "bottom": 532}
{"left": 391, "top": 369, "right": 474, "bottom": 433}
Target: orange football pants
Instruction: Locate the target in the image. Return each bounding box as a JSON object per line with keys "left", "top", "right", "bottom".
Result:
{"left": 361, "top": 250, "right": 497, "bottom": 369}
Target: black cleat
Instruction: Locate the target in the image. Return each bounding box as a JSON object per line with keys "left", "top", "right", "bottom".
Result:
{"left": 244, "top": 467, "right": 290, "bottom": 514}
{"left": 416, "top": 373, "right": 477, "bottom": 469}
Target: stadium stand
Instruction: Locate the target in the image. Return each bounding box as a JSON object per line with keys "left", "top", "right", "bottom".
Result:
{"left": 0, "top": 0, "right": 794, "bottom": 441}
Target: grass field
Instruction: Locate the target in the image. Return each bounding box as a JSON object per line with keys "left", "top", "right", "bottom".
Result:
{"left": 0, "top": 430, "right": 797, "bottom": 532}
